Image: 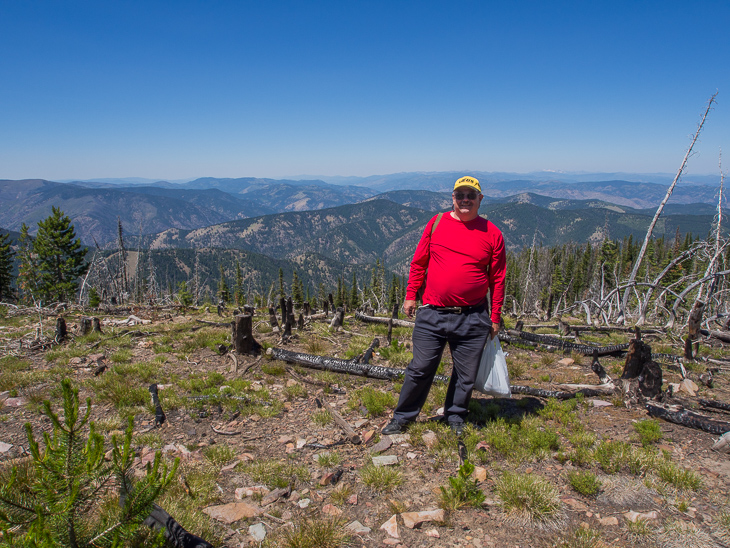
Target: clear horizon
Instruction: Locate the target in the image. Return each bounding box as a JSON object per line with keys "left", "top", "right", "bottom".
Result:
{"left": 1, "top": 1, "right": 728, "bottom": 181}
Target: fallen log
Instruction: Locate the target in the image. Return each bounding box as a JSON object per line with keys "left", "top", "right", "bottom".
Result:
{"left": 646, "top": 403, "right": 730, "bottom": 435}
{"left": 699, "top": 399, "right": 730, "bottom": 413}
{"left": 559, "top": 382, "right": 616, "bottom": 394}
{"left": 510, "top": 384, "right": 615, "bottom": 400}
{"left": 505, "top": 329, "right": 629, "bottom": 356}
{"left": 316, "top": 397, "right": 361, "bottom": 445}
{"left": 707, "top": 329, "right": 730, "bottom": 344}
{"left": 354, "top": 311, "right": 415, "bottom": 328}
{"left": 268, "top": 347, "right": 449, "bottom": 383}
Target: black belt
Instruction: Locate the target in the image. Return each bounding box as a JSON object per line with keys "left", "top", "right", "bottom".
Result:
{"left": 426, "top": 302, "right": 485, "bottom": 314}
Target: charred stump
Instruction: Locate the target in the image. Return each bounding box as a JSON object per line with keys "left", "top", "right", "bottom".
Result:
{"left": 79, "top": 317, "right": 92, "bottom": 336}
{"left": 297, "top": 313, "right": 304, "bottom": 330}
{"left": 244, "top": 304, "right": 255, "bottom": 316}
{"left": 55, "top": 317, "right": 67, "bottom": 342}
{"left": 232, "top": 314, "right": 261, "bottom": 355}
{"left": 358, "top": 338, "right": 380, "bottom": 364}
{"left": 279, "top": 297, "right": 286, "bottom": 324}
{"left": 92, "top": 317, "right": 102, "bottom": 333}
{"left": 149, "top": 384, "right": 166, "bottom": 426}
{"left": 303, "top": 301, "right": 311, "bottom": 316}
{"left": 621, "top": 334, "right": 662, "bottom": 400}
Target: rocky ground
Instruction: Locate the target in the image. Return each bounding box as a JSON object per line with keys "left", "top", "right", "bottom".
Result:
{"left": 1, "top": 306, "right": 729, "bottom": 548}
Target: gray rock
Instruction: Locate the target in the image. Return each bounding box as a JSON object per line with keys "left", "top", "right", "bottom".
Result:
{"left": 249, "top": 522, "right": 267, "bottom": 542}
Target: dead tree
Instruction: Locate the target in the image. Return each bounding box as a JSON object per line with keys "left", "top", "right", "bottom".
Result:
{"left": 231, "top": 314, "right": 260, "bottom": 355}
{"left": 329, "top": 307, "right": 345, "bottom": 330}
{"left": 620, "top": 92, "right": 717, "bottom": 324}
{"left": 279, "top": 297, "right": 286, "bottom": 325}
{"left": 268, "top": 307, "right": 279, "bottom": 330}
{"left": 357, "top": 338, "right": 380, "bottom": 364}
{"left": 55, "top": 317, "right": 67, "bottom": 342}
{"left": 354, "top": 311, "right": 415, "bottom": 328}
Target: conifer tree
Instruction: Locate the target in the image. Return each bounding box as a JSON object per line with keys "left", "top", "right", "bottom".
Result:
{"left": 0, "top": 378, "right": 177, "bottom": 547}
{"left": 0, "top": 232, "right": 14, "bottom": 301}
{"left": 278, "top": 268, "right": 286, "bottom": 300}
{"left": 16, "top": 223, "right": 40, "bottom": 304}
{"left": 217, "top": 264, "right": 230, "bottom": 303}
{"left": 349, "top": 272, "right": 360, "bottom": 309}
{"left": 291, "top": 271, "right": 304, "bottom": 306}
{"left": 33, "top": 207, "right": 88, "bottom": 303}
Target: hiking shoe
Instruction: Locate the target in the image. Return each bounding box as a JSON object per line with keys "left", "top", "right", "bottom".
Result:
{"left": 382, "top": 419, "right": 410, "bottom": 435}
{"left": 449, "top": 422, "right": 465, "bottom": 436}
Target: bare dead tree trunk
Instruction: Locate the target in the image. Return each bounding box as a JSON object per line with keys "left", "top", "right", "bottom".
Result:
{"left": 55, "top": 317, "right": 67, "bottom": 342}
{"left": 621, "top": 93, "right": 718, "bottom": 324}
{"left": 79, "top": 317, "right": 92, "bottom": 336}
{"left": 232, "top": 314, "right": 260, "bottom": 355}
{"left": 268, "top": 306, "right": 279, "bottom": 330}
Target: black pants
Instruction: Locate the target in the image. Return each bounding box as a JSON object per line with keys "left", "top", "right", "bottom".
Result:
{"left": 392, "top": 305, "right": 491, "bottom": 424}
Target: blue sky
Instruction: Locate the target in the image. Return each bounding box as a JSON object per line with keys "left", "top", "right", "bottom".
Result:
{"left": 1, "top": 0, "right": 728, "bottom": 180}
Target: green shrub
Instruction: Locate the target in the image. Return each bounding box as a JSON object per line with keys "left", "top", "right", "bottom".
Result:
{"left": 348, "top": 386, "right": 396, "bottom": 417}
{"left": 633, "top": 418, "right": 663, "bottom": 447}
{"left": 439, "top": 461, "right": 485, "bottom": 511}
{"left": 567, "top": 471, "right": 602, "bottom": 497}
{"left": 495, "top": 472, "right": 563, "bottom": 528}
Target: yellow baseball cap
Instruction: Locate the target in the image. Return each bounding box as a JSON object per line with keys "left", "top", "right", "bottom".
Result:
{"left": 453, "top": 176, "right": 481, "bottom": 193}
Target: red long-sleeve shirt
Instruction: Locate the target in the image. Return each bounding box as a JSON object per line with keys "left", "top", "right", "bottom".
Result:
{"left": 406, "top": 212, "right": 506, "bottom": 325}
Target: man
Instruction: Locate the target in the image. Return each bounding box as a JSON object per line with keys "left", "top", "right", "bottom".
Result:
{"left": 382, "top": 176, "right": 506, "bottom": 436}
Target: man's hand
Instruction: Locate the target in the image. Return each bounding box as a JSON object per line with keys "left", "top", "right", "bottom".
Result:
{"left": 489, "top": 324, "right": 499, "bottom": 339}
{"left": 403, "top": 300, "right": 417, "bottom": 318}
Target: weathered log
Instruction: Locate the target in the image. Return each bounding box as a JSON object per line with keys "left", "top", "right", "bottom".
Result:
{"left": 707, "top": 329, "right": 730, "bottom": 343}
{"left": 79, "top": 317, "right": 92, "bottom": 336}
{"left": 316, "top": 397, "right": 361, "bottom": 444}
{"left": 699, "top": 398, "right": 730, "bottom": 413}
{"left": 144, "top": 504, "right": 214, "bottom": 548}
{"left": 354, "top": 311, "right": 415, "bottom": 328}
{"left": 505, "top": 329, "right": 629, "bottom": 356}
{"left": 559, "top": 382, "right": 616, "bottom": 394}
{"left": 149, "top": 384, "right": 166, "bottom": 426}
{"left": 646, "top": 403, "right": 730, "bottom": 435}
{"left": 591, "top": 350, "right": 611, "bottom": 384}
{"left": 269, "top": 347, "right": 449, "bottom": 383}
{"left": 510, "top": 384, "right": 614, "bottom": 400}
{"left": 55, "top": 317, "right": 67, "bottom": 342}
{"left": 232, "top": 314, "right": 261, "bottom": 355}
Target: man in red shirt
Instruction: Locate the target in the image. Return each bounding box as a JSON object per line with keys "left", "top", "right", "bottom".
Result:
{"left": 382, "top": 176, "right": 506, "bottom": 436}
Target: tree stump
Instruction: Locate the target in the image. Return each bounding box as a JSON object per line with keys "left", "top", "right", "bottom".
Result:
{"left": 323, "top": 301, "right": 329, "bottom": 316}
{"left": 231, "top": 314, "right": 260, "bottom": 355}
{"left": 244, "top": 305, "right": 255, "bottom": 316}
{"left": 92, "top": 317, "right": 102, "bottom": 333}
{"left": 297, "top": 313, "right": 304, "bottom": 330}
{"left": 330, "top": 308, "right": 345, "bottom": 330}
{"left": 55, "top": 317, "right": 67, "bottom": 342}
{"left": 79, "top": 317, "right": 92, "bottom": 336}
{"left": 303, "top": 302, "right": 311, "bottom": 317}
{"left": 621, "top": 336, "right": 662, "bottom": 400}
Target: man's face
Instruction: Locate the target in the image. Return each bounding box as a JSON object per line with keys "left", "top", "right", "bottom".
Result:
{"left": 452, "top": 186, "right": 483, "bottom": 217}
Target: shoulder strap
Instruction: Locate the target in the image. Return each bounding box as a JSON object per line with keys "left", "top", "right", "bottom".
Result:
{"left": 430, "top": 212, "right": 444, "bottom": 237}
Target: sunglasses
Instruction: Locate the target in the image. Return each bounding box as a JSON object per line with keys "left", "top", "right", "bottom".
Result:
{"left": 453, "top": 191, "right": 478, "bottom": 201}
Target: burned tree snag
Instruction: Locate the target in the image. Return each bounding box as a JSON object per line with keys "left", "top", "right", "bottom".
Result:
{"left": 621, "top": 334, "right": 662, "bottom": 400}
{"left": 92, "top": 317, "right": 102, "bottom": 333}
{"left": 279, "top": 297, "right": 286, "bottom": 324}
{"left": 685, "top": 300, "right": 705, "bottom": 359}
{"left": 232, "top": 314, "right": 261, "bottom": 355}
{"left": 269, "top": 307, "right": 279, "bottom": 331}
{"left": 149, "top": 384, "right": 166, "bottom": 426}
{"left": 358, "top": 338, "right": 380, "bottom": 364}
{"left": 328, "top": 293, "right": 335, "bottom": 311}
{"left": 79, "top": 317, "right": 92, "bottom": 336}
{"left": 55, "top": 317, "right": 67, "bottom": 342}
{"left": 297, "top": 313, "right": 304, "bottom": 330}
{"left": 303, "top": 301, "right": 311, "bottom": 317}
{"left": 323, "top": 300, "right": 329, "bottom": 316}
{"left": 591, "top": 349, "right": 611, "bottom": 384}
{"left": 391, "top": 302, "right": 399, "bottom": 320}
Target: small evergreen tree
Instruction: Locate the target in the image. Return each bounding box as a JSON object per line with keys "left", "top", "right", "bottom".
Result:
{"left": 16, "top": 223, "right": 39, "bottom": 304}
{"left": 33, "top": 207, "right": 88, "bottom": 303}
{"left": 0, "top": 232, "right": 14, "bottom": 301}
{"left": 278, "top": 268, "right": 286, "bottom": 300}
{"left": 217, "top": 264, "right": 230, "bottom": 303}
{"left": 88, "top": 286, "right": 101, "bottom": 308}
{"left": 0, "top": 378, "right": 178, "bottom": 547}
{"left": 177, "top": 281, "right": 193, "bottom": 307}
{"left": 349, "top": 272, "right": 360, "bottom": 309}
{"left": 291, "top": 271, "right": 304, "bottom": 306}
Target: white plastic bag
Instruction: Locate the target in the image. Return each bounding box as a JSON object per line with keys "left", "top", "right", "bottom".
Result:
{"left": 474, "top": 335, "right": 511, "bottom": 397}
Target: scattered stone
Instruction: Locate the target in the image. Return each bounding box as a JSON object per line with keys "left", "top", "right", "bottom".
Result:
{"left": 203, "top": 502, "right": 261, "bottom": 523}
{"left": 558, "top": 358, "right": 575, "bottom": 366}
{"left": 221, "top": 460, "right": 241, "bottom": 471}
{"left": 372, "top": 455, "right": 399, "bottom": 467}
{"left": 389, "top": 434, "right": 409, "bottom": 444}
{"left": 472, "top": 466, "right": 488, "bottom": 482}
{"left": 261, "top": 487, "right": 289, "bottom": 506}
{"left": 235, "top": 486, "right": 269, "bottom": 500}
{"left": 322, "top": 504, "right": 342, "bottom": 516}
{"left": 407, "top": 452, "right": 417, "bottom": 459}
{"left": 320, "top": 472, "right": 336, "bottom": 486}
{"left": 347, "top": 494, "right": 358, "bottom": 505}
{"left": 361, "top": 430, "right": 377, "bottom": 444}
{"left": 354, "top": 419, "right": 369, "bottom": 428}
{"left": 296, "top": 437, "right": 307, "bottom": 449}
{"left": 591, "top": 399, "right": 613, "bottom": 407}
{"left": 285, "top": 379, "right": 298, "bottom": 387}
{"left": 380, "top": 515, "right": 399, "bottom": 538}
{"left": 285, "top": 443, "right": 295, "bottom": 453}
{"left": 561, "top": 497, "right": 588, "bottom": 511}
{"left": 69, "top": 357, "right": 84, "bottom": 365}
{"left": 422, "top": 431, "right": 438, "bottom": 449}
{"left": 370, "top": 437, "right": 393, "bottom": 453}
{"left": 400, "top": 509, "right": 445, "bottom": 529}
{"left": 345, "top": 520, "right": 371, "bottom": 535}
{"left": 382, "top": 539, "right": 400, "bottom": 546}
{"left": 0, "top": 442, "right": 13, "bottom": 453}
{"left": 298, "top": 499, "right": 311, "bottom": 508}
{"left": 678, "top": 379, "right": 699, "bottom": 396}
{"left": 249, "top": 523, "right": 266, "bottom": 542}
{"left": 278, "top": 435, "right": 294, "bottom": 444}
{"left": 598, "top": 516, "right": 619, "bottom": 526}
{"left": 425, "top": 528, "right": 440, "bottom": 538}
{"left": 3, "top": 397, "right": 26, "bottom": 408}
{"left": 624, "top": 510, "right": 659, "bottom": 522}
